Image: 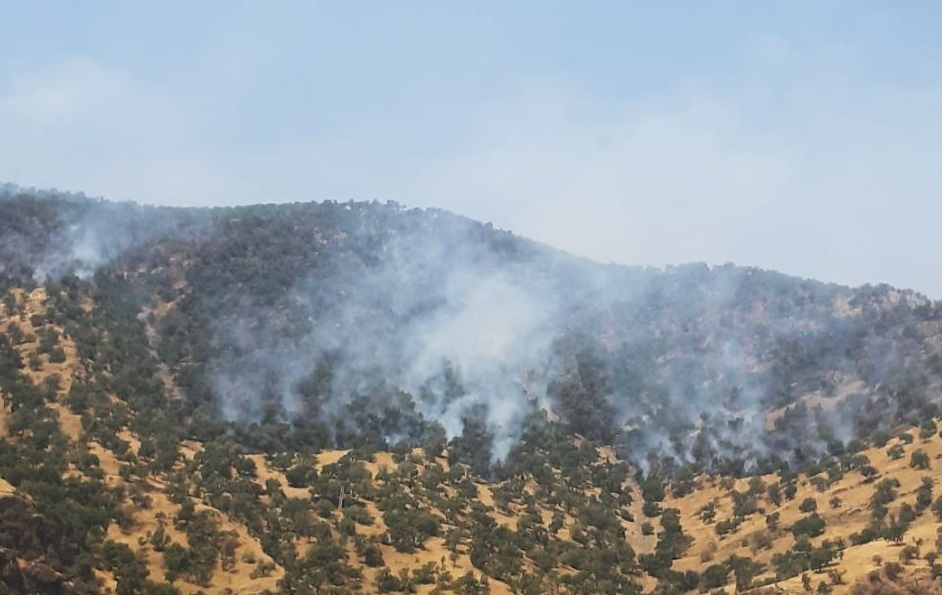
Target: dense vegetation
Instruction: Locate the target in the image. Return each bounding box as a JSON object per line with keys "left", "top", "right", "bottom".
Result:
{"left": 4, "top": 189, "right": 942, "bottom": 475}
{"left": 3, "top": 187, "right": 942, "bottom": 593}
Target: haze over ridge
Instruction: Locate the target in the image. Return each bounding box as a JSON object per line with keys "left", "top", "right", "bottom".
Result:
{"left": 2, "top": 2, "right": 941, "bottom": 296}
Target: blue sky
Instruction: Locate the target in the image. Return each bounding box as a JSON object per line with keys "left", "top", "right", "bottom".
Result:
{"left": 2, "top": 2, "right": 941, "bottom": 295}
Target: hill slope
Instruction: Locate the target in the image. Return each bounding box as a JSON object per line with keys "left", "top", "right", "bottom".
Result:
{"left": 2, "top": 187, "right": 942, "bottom": 593}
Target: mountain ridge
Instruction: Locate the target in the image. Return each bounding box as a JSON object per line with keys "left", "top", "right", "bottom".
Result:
{"left": 3, "top": 187, "right": 942, "bottom": 470}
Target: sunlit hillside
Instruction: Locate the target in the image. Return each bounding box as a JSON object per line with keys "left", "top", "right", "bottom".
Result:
{"left": 3, "top": 190, "right": 942, "bottom": 594}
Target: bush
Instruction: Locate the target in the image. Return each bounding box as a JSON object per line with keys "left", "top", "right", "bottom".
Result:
{"left": 362, "top": 543, "right": 385, "bottom": 567}
{"left": 886, "top": 445, "right": 906, "bottom": 460}
{"left": 48, "top": 346, "right": 67, "bottom": 363}
{"left": 702, "top": 563, "right": 729, "bottom": 589}
{"left": 791, "top": 514, "right": 826, "bottom": 538}
{"left": 919, "top": 420, "right": 937, "bottom": 440}
{"left": 716, "top": 517, "right": 742, "bottom": 536}
{"left": 375, "top": 568, "right": 403, "bottom": 592}
{"left": 344, "top": 505, "right": 374, "bottom": 526}
{"left": 642, "top": 500, "right": 662, "bottom": 518}
{"left": 884, "top": 561, "right": 903, "bottom": 581}
{"left": 899, "top": 545, "right": 919, "bottom": 564}
{"left": 910, "top": 449, "right": 931, "bottom": 470}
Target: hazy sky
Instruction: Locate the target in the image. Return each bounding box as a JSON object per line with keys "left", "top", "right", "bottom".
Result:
{"left": 2, "top": 2, "right": 941, "bottom": 296}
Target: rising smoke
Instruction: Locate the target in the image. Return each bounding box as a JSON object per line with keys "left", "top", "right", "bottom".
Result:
{"left": 1, "top": 183, "right": 207, "bottom": 282}
{"left": 203, "top": 205, "right": 889, "bottom": 468}
{"left": 4, "top": 188, "right": 937, "bottom": 471}
{"left": 210, "top": 210, "right": 566, "bottom": 460}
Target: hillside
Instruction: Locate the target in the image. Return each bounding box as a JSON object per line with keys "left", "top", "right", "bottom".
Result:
{"left": 3, "top": 187, "right": 942, "bottom": 594}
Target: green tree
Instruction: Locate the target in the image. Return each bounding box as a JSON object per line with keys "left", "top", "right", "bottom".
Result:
{"left": 910, "top": 449, "right": 931, "bottom": 470}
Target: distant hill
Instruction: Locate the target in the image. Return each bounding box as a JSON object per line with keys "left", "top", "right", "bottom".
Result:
{"left": 2, "top": 186, "right": 942, "bottom": 593}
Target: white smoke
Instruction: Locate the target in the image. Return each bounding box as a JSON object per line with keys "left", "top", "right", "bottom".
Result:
{"left": 211, "top": 212, "right": 563, "bottom": 460}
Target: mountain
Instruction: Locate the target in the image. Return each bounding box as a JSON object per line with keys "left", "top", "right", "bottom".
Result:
{"left": 2, "top": 186, "right": 942, "bottom": 594}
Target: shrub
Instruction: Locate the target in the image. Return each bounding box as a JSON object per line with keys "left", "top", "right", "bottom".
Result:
{"left": 362, "top": 543, "right": 385, "bottom": 567}
{"left": 910, "top": 449, "right": 931, "bottom": 470}
{"left": 642, "top": 500, "right": 662, "bottom": 518}
{"left": 702, "top": 564, "right": 729, "bottom": 589}
{"left": 799, "top": 497, "right": 818, "bottom": 513}
{"left": 791, "top": 514, "right": 826, "bottom": 538}
{"left": 886, "top": 445, "right": 906, "bottom": 460}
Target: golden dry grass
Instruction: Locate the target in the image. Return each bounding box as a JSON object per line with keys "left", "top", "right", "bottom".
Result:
{"left": 0, "top": 288, "right": 284, "bottom": 595}
{"left": 666, "top": 427, "right": 942, "bottom": 593}
{"left": 6, "top": 284, "right": 942, "bottom": 594}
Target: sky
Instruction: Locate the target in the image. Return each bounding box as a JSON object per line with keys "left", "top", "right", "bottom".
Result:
{"left": 1, "top": 1, "right": 941, "bottom": 296}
